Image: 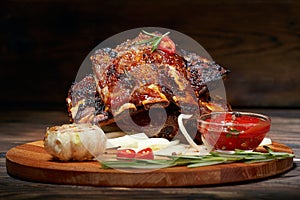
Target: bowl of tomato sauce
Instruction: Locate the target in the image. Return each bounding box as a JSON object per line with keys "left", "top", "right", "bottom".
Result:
{"left": 198, "top": 112, "right": 271, "bottom": 152}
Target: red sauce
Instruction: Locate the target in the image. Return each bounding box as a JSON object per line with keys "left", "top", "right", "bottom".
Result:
{"left": 199, "top": 113, "right": 271, "bottom": 151}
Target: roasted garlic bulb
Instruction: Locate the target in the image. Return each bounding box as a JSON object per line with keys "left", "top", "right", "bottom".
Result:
{"left": 44, "top": 123, "right": 107, "bottom": 161}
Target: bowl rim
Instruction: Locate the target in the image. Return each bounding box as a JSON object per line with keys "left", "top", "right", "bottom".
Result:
{"left": 197, "top": 111, "right": 271, "bottom": 127}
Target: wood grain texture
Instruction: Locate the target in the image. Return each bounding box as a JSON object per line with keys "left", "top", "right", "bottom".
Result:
{"left": 0, "top": 109, "right": 300, "bottom": 199}
{"left": 6, "top": 140, "right": 293, "bottom": 187}
{"left": 1, "top": 0, "right": 299, "bottom": 109}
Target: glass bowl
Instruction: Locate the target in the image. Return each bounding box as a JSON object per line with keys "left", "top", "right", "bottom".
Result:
{"left": 198, "top": 112, "right": 271, "bottom": 152}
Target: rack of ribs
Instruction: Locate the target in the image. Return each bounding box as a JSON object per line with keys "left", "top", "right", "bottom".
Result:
{"left": 66, "top": 31, "right": 230, "bottom": 143}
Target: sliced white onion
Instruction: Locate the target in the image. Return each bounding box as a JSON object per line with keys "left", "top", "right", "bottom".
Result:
{"left": 259, "top": 137, "right": 272, "bottom": 146}
{"left": 178, "top": 114, "right": 203, "bottom": 152}
{"left": 106, "top": 133, "right": 179, "bottom": 152}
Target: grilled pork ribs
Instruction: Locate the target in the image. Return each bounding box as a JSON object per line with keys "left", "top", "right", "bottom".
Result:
{"left": 66, "top": 31, "right": 230, "bottom": 142}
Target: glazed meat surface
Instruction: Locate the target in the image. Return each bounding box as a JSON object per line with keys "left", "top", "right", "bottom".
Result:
{"left": 67, "top": 31, "right": 230, "bottom": 141}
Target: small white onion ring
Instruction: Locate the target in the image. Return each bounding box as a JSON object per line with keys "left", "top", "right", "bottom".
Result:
{"left": 178, "top": 114, "right": 202, "bottom": 152}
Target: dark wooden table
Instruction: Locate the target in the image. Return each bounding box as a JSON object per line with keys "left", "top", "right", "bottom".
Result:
{"left": 1, "top": 109, "right": 299, "bottom": 199}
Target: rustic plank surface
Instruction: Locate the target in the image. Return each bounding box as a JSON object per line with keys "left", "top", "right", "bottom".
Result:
{"left": 1, "top": 0, "right": 300, "bottom": 109}
{"left": 0, "top": 109, "right": 300, "bottom": 199}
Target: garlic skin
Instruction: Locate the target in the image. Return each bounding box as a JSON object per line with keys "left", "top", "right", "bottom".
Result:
{"left": 44, "top": 123, "right": 106, "bottom": 161}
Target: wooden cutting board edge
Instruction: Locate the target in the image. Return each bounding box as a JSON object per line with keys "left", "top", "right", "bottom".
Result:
{"left": 6, "top": 140, "right": 294, "bottom": 187}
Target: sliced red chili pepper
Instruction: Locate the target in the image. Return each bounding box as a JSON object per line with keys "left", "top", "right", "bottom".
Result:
{"left": 136, "top": 147, "right": 154, "bottom": 160}
{"left": 116, "top": 149, "right": 136, "bottom": 159}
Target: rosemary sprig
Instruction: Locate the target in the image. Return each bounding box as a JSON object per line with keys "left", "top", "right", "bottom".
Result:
{"left": 137, "top": 30, "right": 170, "bottom": 53}
{"left": 100, "top": 146, "right": 294, "bottom": 169}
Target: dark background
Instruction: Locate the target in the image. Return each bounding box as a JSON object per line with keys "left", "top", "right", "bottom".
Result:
{"left": 1, "top": 0, "right": 299, "bottom": 112}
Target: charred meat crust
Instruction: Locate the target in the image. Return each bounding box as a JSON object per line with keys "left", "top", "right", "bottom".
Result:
{"left": 67, "top": 32, "right": 230, "bottom": 141}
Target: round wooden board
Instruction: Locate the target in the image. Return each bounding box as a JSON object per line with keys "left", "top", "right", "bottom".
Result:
{"left": 6, "top": 140, "right": 294, "bottom": 187}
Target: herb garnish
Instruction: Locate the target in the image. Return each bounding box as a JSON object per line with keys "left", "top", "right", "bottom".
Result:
{"left": 137, "top": 30, "right": 170, "bottom": 53}
{"left": 100, "top": 146, "right": 294, "bottom": 169}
